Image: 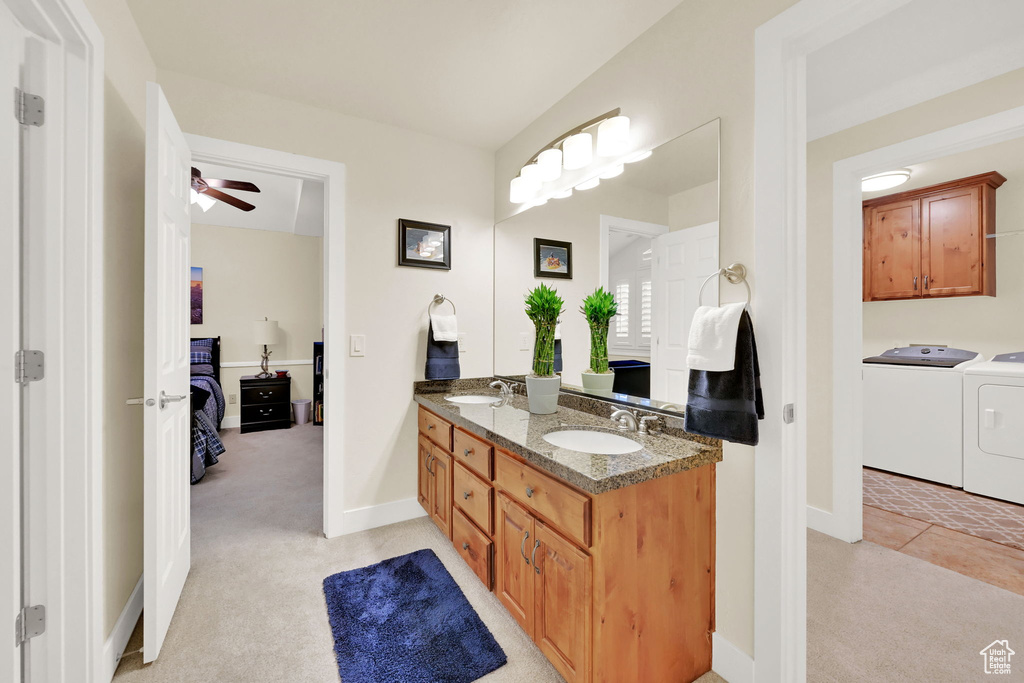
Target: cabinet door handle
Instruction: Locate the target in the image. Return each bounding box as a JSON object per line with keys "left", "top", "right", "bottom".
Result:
{"left": 913, "top": 276, "right": 918, "bottom": 290}
{"left": 427, "top": 454, "right": 435, "bottom": 475}
{"left": 924, "top": 275, "right": 929, "bottom": 290}
{"left": 424, "top": 451, "right": 432, "bottom": 474}
{"left": 462, "top": 542, "right": 470, "bottom": 550}
{"left": 531, "top": 540, "right": 541, "bottom": 574}
{"left": 462, "top": 491, "right": 472, "bottom": 500}
{"left": 525, "top": 486, "right": 534, "bottom": 498}
{"left": 520, "top": 530, "right": 530, "bottom": 565}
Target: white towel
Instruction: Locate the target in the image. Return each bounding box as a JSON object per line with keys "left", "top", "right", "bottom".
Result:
{"left": 687, "top": 302, "right": 746, "bottom": 372}
{"left": 554, "top": 323, "right": 561, "bottom": 340}
{"left": 430, "top": 313, "right": 458, "bottom": 342}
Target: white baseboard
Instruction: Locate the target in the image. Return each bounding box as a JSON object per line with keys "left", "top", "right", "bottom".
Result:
{"left": 807, "top": 504, "right": 861, "bottom": 542}
{"left": 343, "top": 497, "right": 427, "bottom": 534}
{"left": 101, "top": 575, "right": 143, "bottom": 682}
{"left": 713, "top": 632, "right": 754, "bottom": 683}
{"left": 221, "top": 416, "right": 240, "bottom": 429}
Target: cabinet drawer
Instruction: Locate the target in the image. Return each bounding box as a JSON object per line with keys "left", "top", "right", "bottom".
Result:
{"left": 453, "top": 428, "right": 494, "bottom": 480}
{"left": 452, "top": 508, "right": 493, "bottom": 589}
{"left": 453, "top": 461, "right": 493, "bottom": 535}
{"left": 418, "top": 407, "right": 453, "bottom": 452}
{"left": 241, "top": 403, "right": 289, "bottom": 424}
{"left": 241, "top": 383, "right": 289, "bottom": 406}
{"left": 495, "top": 450, "right": 591, "bottom": 548}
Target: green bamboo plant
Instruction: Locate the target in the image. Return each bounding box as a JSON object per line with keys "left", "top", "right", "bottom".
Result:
{"left": 524, "top": 283, "right": 564, "bottom": 377}
{"left": 580, "top": 287, "right": 618, "bottom": 374}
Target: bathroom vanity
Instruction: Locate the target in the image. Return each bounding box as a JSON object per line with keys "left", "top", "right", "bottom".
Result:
{"left": 413, "top": 380, "right": 722, "bottom": 683}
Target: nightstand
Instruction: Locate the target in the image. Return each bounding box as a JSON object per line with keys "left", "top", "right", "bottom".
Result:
{"left": 239, "top": 375, "right": 291, "bottom": 433}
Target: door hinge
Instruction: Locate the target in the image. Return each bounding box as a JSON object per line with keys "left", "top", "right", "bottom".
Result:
{"left": 15, "top": 350, "right": 44, "bottom": 384}
{"left": 14, "top": 88, "right": 44, "bottom": 126}
{"left": 15, "top": 605, "right": 45, "bottom": 646}
{"left": 783, "top": 403, "right": 796, "bottom": 424}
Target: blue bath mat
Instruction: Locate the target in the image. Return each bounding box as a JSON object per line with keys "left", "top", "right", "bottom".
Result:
{"left": 322, "top": 548, "right": 507, "bottom": 682}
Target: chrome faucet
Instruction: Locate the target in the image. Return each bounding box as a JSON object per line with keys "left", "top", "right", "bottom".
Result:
{"left": 489, "top": 380, "right": 513, "bottom": 401}
{"left": 610, "top": 409, "right": 639, "bottom": 432}
{"left": 638, "top": 415, "right": 661, "bottom": 435}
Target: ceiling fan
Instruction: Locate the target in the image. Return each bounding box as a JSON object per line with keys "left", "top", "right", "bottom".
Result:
{"left": 191, "top": 167, "right": 261, "bottom": 212}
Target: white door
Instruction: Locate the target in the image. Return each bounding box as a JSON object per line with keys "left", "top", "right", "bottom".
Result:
{"left": 650, "top": 221, "right": 719, "bottom": 404}
{"left": 1, "top": 4, "right": 24, "bottom": 679}
{"left": 144, "top": 82, "right": 192, "bottom": 663}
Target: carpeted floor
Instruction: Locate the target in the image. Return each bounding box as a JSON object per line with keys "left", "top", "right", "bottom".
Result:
{"left": 864, "top": 467, "right": 1024, "bottom": 550}
{"left": 808, "top": 529, "right": 1024, "bottom": 682}
{"left": 111, "top": 423, "right": 722, "bottom": 682}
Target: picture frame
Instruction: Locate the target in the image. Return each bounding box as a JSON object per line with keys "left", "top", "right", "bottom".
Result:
{"left": 533, "top": 238, "right": 572, "bottom": 279}
{"left": 190, "top": 266, "right": 203, "bottom": 324}
{"left": 398, "top": 218, "right": 451, "bottom": 270}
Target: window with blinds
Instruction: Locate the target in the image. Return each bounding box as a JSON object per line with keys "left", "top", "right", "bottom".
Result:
{"left": 639, "top": 277, "right": 652, "bottom": 346}
{"left": 614, "top": 280, "right": 630, "bottom": 342}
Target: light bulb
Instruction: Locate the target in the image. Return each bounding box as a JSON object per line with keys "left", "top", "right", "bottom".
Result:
{"left": 537, "top": 148, "right": 563, "bottom": 182}
{"left": 597, "top": 115, "right": 630, "bottom": 157}
{"left": 562, "top": 132, "right": 593, "bottom": 170}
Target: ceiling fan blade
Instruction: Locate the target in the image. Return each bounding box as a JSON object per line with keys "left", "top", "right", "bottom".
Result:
{"left": 203, "top": 178, "right": 261, "bottom": 193}
{"left": 202, "top": 187, "right": 256, "bottom": 212}
{"left": 192, "top": 166, "right": 203, "bottom": 178}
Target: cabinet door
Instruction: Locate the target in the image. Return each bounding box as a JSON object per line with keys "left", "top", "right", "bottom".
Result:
{"left": 864, "top": 198, "right": 920, "bottom": 301}
{"left": 430, "top": 447, "right": 452, "bottom": 539}
{"left": 495, "top": 493, "right": 535, "bottom": 634}
{"left": 417, "top": 436, "right": 432, "bottom": 515}
{"left": 533, "top": 521, "right": 592, "bottom": 683}
{"left": 922, "top": 186, "right": 982, "bottom": 297}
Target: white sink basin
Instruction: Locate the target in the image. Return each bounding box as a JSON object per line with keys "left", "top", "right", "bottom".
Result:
{"left": 445, "top": 394, "right": 502, "bottom": 405}
{"left": 543, "top": 430, "right": 642, "bottom": 455}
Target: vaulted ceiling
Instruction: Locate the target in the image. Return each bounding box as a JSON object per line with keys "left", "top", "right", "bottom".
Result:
{"left": 126, "top": 0, "right": 684, "bottom": 150}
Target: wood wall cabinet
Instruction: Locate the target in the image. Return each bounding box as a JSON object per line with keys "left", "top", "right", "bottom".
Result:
{"left": 863, "top": 172, "right": 1005, "bottom": 302}
{"left": 416, "top": 404, "right": 715, "bottom": 683}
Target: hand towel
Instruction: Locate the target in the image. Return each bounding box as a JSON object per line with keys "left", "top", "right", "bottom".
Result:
{"left": 429, "top": 312, "right": 459, "bottom": 343}
{"left": 553, "top": 324, "right": 562, "bottom": 373}
{"left": 425, "top": 322, "right": 460, "bottom": 380}
{"left": 687, "top": 302, "right": 746, "bottom": 372}
{"left": 684, "top": 310, "right": 764, "bottom": 446}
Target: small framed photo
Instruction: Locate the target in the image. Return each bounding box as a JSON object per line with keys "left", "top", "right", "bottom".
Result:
{"left": 398, "top": 219, "right": 451, "bottom": 270}
{"left": 534, "top": 238, "right": 572, "bottom": 279}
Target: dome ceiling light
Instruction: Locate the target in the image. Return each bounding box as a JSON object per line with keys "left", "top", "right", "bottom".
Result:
{"left": 862, "top": 169, "right": 911, "bottom": 193}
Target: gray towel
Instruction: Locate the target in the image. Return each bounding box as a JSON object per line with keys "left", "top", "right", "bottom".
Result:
{"left": 684, "top": 310, "right": 763, "bottom": 446}
{"left": 425, "top": 323, "right": 460, "bottom": 380}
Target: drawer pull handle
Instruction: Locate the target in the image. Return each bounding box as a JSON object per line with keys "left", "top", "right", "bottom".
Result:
{"left": 520, "top": 530, "right": 530, "bottom": 565}
{"left": 462, "top": 542, "right": 470, "bottom": 550}
{"left": 427, "top": 424, "right": 435, "bottom": 430}
{"left": 463, "top": 448, "right": 473, "bottom": 457}
{"left": 259, "top": 391, "right": 273, "bottom": 397}
{"left": 531, "top": 540, "right": 541, "bottom": 574}
{"left": 462, "top": 491, "right": 472, "bottom": 500}
{"left": 260, "top": 408, "right": 273, "bottom": 415}
{"left": 525, "top": 486, "right": 534, "bottom": 498}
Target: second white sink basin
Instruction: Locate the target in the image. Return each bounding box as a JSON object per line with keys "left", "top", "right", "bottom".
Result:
{"left": 445, "top": 394, "right": 502, "bottom": 405}
{"left": 543, "top": 430, "right": 642, "bottom": 455}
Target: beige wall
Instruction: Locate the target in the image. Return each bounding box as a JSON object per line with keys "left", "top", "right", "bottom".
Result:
{"left": 669, "top": 180, "right": 718, "bottom": 231}
{"left": 190, "top": 224, "right": 324, "bottom": 420}
{"left": 83, "top": 0, "right": 157, "bottom": 640}
{"left": 155, "top": 69, "right": 496, "bottom": 512}
{"left": 806, "top": 67, "right": 1024, "bottom": 512}
{"left": 494, "top": 0, "right": 799, "bottom": 654}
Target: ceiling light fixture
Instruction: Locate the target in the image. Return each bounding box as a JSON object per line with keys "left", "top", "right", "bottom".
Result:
{"left": 596, "top": 116, "right": 630, "bottom": 157}
{"left": 562, "top": 133, "right": 593, "bottom": 170}
{"left": 862, "top": 169, "right": 911, "bottom": 193}
{"left": 624, "top": 149, "right": 652, "bottom": 163}
{"left": 537, "top": 148, "right": 563, "bottom": 182}
{"left": 599, "top": 164, "right": 624, "bottom": 180}
{"left": 191, "top": 189, "right": 216, "bottom": 212}
{"left": 575, "top": 177, "right": 600, "bottom": 191}
{"left": 552, "top": 188, "right": 573, "bottom": 199}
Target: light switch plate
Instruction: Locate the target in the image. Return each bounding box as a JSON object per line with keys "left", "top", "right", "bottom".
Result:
{"left": 350, "top": 334, "right": 366, "bottom": 357}
{"left": 458, "top": 333, "right": 467, "bottom": 354}
{"left": 228, "top": 393, "right": 237, "bottom": 404}
{"left": 520, "top": 333, "right": 531, "bottom": 351}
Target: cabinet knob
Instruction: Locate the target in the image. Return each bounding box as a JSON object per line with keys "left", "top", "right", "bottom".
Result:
{"left": 462, "top": 542, "right": 469, "bottom": 550}
{"left": 462, "top": 491, "right": 472, "bottom": 500}
{"left": 427, "top": 424, "right": 435, "bottom": 430}
{"left": 525, "top": 486, "right": 534, "bottom": 498}
{"left": 463, "top": 448, "right": 472, "bottom": 457}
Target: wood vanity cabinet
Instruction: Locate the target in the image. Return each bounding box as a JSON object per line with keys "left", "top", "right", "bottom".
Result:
{"left": 417, "top": 433, "right": 452, "bottom": 539}
{"left": 863, "top": 172, "right": 1005, "bottom": 302}
{"left": 416, "top": 404, "right": 716, "bottom": 683}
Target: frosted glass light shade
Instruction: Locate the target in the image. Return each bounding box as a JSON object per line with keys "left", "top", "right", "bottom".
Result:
{"left": 520, "top": 163, "right": 543, "bottom": 185}
{"left": 552, "top": 188, "right": 573, "bottom": 199}
{"left": 861, "top": 170, "right": 911, "bottom": 192}
{"left": 575, "top": 177, "right": 600, "bottom": 191}
{"left": 537, "top": 148, "right": 563, "bottom": 182}
{"left": 624, "top": 149, "right": 652, "bottom": 163}
{"left": 599, "top": 164, "right": 624, "bottom": 179}
{"left": 562, "top": 132, "right": 593, "bottom": 170}
{"left": 253, "top": 319, "right": 281, "bottom": 345}
{"left": 509, "top": 176, "right": 537, "bottom": 204}
{"left": 597, "top": 116, "right": 630, "bottom": 157}
{"left": 192, "top": 190, "right": 215, "bottom": 212}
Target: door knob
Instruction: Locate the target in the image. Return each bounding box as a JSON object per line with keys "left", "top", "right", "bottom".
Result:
{"left": 159, "top": 390, "right": 187, "bottom": 409}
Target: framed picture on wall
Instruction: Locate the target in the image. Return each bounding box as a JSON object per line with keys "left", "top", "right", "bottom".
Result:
{"left": 398, "top": 218, "right": 452, "bottom": 270}
{"left": 190, "top": 266, "right": 203, "bottom": 324}
{"left": 534, "top": 238, "right": 572, "bottom": 279}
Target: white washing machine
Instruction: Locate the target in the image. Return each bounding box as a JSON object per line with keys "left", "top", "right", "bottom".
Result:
{"left": 963, "top": 353, "right": 1024, "bottom": 505}
{"left": 863, "top": 346, "right": 982, "bottom": 487}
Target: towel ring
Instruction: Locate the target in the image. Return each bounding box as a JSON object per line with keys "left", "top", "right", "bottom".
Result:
{"left": 429, "top": 293, "right": 456, "bottom": 315}
{"left": 698, "top": 263, "right": 750, "bottom": 306}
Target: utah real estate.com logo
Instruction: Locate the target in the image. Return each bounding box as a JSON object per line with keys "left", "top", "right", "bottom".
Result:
{"left": 980, "top": 640, "right": 1015, "bottom": 675}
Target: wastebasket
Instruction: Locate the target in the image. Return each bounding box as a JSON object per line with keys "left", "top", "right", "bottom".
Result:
{"left": 292, "top": 399, "right": 312, "bottom": 425}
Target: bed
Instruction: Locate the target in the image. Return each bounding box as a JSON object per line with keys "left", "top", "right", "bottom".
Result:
{"left": 190, "top": 336, "right": 226, "bottom": 483}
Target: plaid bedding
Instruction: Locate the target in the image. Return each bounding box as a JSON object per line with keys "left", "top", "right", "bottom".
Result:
{"left": 190, "top": 374, "right": 226, "bottom": 484}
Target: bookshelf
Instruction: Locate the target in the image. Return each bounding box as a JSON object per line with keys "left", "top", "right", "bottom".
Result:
{"left": 313, "top": 342, "right": 324, "bottom": 425}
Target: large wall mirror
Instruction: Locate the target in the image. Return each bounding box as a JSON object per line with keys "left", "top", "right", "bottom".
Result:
{"left": 493, "top": 118, "right": 721, "bottom": 414}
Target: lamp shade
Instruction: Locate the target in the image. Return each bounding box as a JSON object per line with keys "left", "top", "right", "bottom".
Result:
{"left": 253, "top": 319, "right": 281, "bottom": 345}
{"left": 562, "top": 132, "right": 593, "bottom": 170}
{"left": 537, "top": 148, "right": 563, "bottom": 182}
{"left": 596, "top": 115, "right": 630, "bottom": 157}
{"left": 509, "top": 175, "right": 536, "bottom": 204}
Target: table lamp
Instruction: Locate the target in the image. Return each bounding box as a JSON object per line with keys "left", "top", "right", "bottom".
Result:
{"left": 253, "top": 318, "right": 281, "bottom": 379}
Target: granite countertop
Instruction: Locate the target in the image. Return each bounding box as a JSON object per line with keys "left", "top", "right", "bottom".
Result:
{"left": 413, "top": 384, "right": 722, "bottom": 495}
